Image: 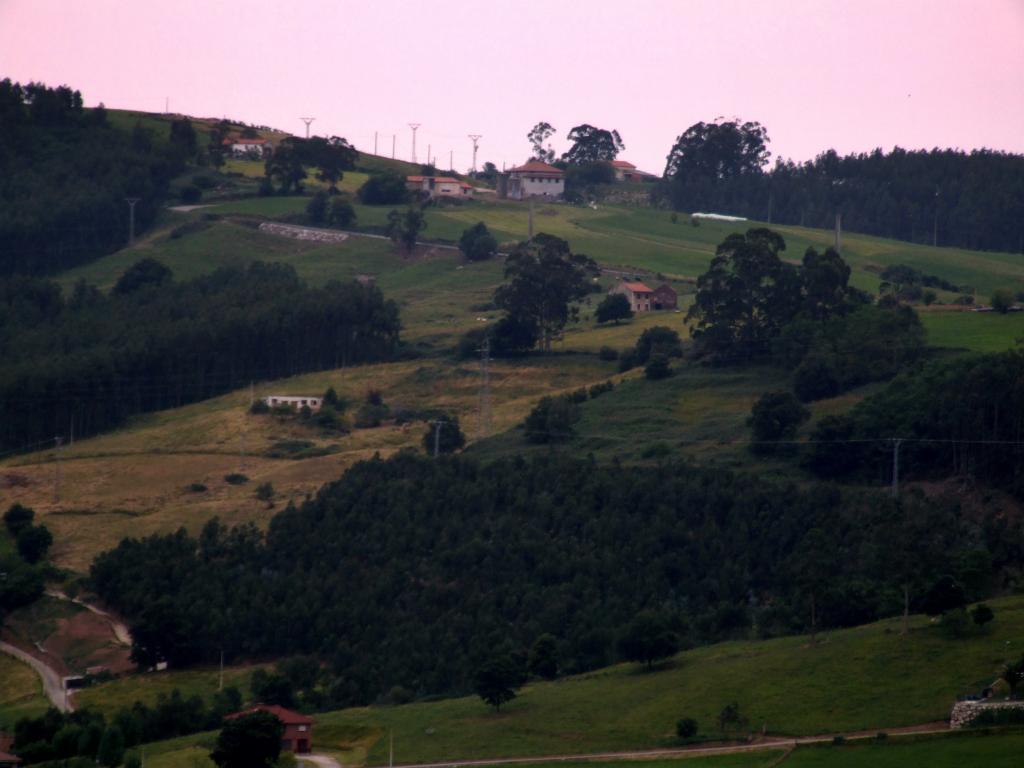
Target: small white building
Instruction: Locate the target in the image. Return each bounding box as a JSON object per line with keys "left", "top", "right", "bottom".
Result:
{"left": 503, "top": 160, "right": 565, "bottom": 200}
{"left": 224, "top": 137, "right": 272, "bottom": 158}
{"left": 264, "top": 395, "right": 323, "bottom": 412}
{"left": 406, "top": 175, "right": 474, "bottom": 198}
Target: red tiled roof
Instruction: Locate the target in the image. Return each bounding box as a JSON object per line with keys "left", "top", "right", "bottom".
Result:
{"left": 225, "top": 704, "right": 314, "bottom": 725}
{"left": 507, "top": 160, "right": 564, "bottom": 175}
{"left": 621, "top": 281, "right": 653, "bottom": 293}
{"left": 0, "top": 752, "right": 22, "bottom": 765}
{"left": 610, "top": 160, "right": 636, "bottom": 168}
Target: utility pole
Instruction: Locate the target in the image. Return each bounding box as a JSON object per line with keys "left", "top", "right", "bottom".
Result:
{"left": 374, "top": 131, "right": 378, "bottom": 155}
{"left": 468, "top": 134, "right": 482, "bottom": 174}
{"left": 219, "top": 648, "right": 224, "bottom": 691}
{"left": 933, "top": 186, "right": 940, "bottom": 247}
{"left": 300, "top": 117, "right": 315, "bottom": 139}
{"left": 408, "top": 123, "right": 421, "bottom": 163}
{"left": 449, "top": 149, "right": 453, "bottom": 172}
{"left": 125, "top": 198, "right": 140, "bottom": 244}
{"left": 834, "top": 212, "right": 842, "bottom": 255}
{"left": 477, "top": 337, "right": 491, "bottom": 440}
{"left": 392, "top": 134, "right": 396, "bottom": 159}
{"left": 891, "top": 438, "right": 903, "bottom": 498}
{"left": 164, "top": 97, "right": 169, "bottom": 115}
{"left": 389, "top": 731, "right": 393, "bottom": 768}
{"left": 53, "top": 436, "right": 63, "bottom": 504}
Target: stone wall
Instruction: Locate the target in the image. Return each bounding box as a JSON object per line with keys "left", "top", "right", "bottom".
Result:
{"left": 950, "top": 699, "right": 1024, "bottom": 729}
{"left": 258, "top": 222, "right": 349, "bottom": 243}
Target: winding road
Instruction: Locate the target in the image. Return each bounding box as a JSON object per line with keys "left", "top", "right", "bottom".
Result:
{"left": 0, "top": 640, "right": 70, "bottom": 711}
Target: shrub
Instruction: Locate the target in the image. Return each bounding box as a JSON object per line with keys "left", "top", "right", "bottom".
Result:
{"left": 990, "top": 288, "right": 1015, "bottom": 314}
{"left": 306, "top": 191, "right": 328, "bottom": 225}
{"left": 922, "top": 289, "right": 937, "bottom": 306}
{"left": 595, "top": 294, "right": 633, "bottom": 325}
{"left": 354, "top": 404, "right": 389, "bottom": 429}
{"left": 255, "top": 483, "right": 275, "bottom": 502}
{"left": 459, "top": 222, "right": 498, "bottom": 262}
{"left": 676, "top": 717, "right": 698, "bottom": 740}
{"left": 793, "top": 354, "right": 840, "bottom": 402}
{"left": 968, "top": 707, "right": 1024, "bottom": 727}
{"left": 588, "top": 380, "right": 614, "bottom": 398}
{"left": 179, "top": 185, "right": 202, "bottom": 204}
{"left": 314, "top": 406, "right": 349, "bottom": 434}
{"left": 524, "top": 396, "right": 579, "bottom": 444}
{"left": 641, "top": 442, "right": 672, "bottom": 460}
{"left": 635, "top": 326, "right": 682, "bottom": 363}
{"left": 598, "top": 346, "right": 618, "bottom": 361}
{"left": 224, "top": 473, "right": 249, "bottom": 485}
{"left": 365, "top": 388, "right": 384, "bottom": 407}
{"left": 644, "top": 354, "right": 672, "bottom": 380}
{"left": 187, "top": 483, "right": 208, "bottom": 493}
{"left": 17, "top": 524, "right": 53, "bottom": 564}
{"left": 4, "top": 503, "right": 35, "bottom": 535}
{"left": 329, "top": 198, "right": 356, "bottom": 228}
{"left": 971, "top": 603, "right": 994, "bottom": 628}
{"left": 954, "top": 294, "right": 975, "bottom": 305}
{"left": 618, "top": 348, "right": 638, "bottom": 372}
{"left": 357, "top": 172, "right": 409, "bottom": 205}
{"left": 748, "top": 391, "right": 809, "bottom": 453}
{"left": 832, "top": 735, "right": 846, "bottom": 746}
{"left": 192, "top": 175, "right": 217, "bottom": 190}
{"left": 422, "top": 415, "right": 466, "bottom": 456}
{"left": 567, "top": 388, "right": 589, "bottom": 404}
{"left": 249, "top": 399, "right": 270, "bottom": 414}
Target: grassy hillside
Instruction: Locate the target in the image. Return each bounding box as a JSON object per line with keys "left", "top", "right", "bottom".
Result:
{"left": 79, "top": 597, "right": 1024, "bottom": 767}
{"left": 0, "top": 653, "right": 50, "bottom": 730}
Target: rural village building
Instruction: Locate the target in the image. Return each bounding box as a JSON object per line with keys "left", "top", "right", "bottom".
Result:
{"left": 0, "top": 751, "right": 21, "bottom": 768}
{"left": 406, "top": 175, "right": 474, "bottom": 198}
{"left": 610, "top": 160, "right": 657, "bottom": 182}
{"left": 263, "top": 395, "right": 323, "bottom": 412}
{"left": 609, "top": 281, "right": 678, "bottom": 312}
{"left": 610, "top": 281, "right": 654, "bottom": 312}
{"left": 500, "top": 160, "right": 565, "bottom": 200}
{"left": 223, "top": 137, "right": 272, "bottom": 158}
{"left": 651, "top": 283, "right": 678, "bottom": 310}
{"left": 226, "top": 705, "right": 314, "bottom": 754}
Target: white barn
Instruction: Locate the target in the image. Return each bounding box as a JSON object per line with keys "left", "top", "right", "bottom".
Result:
{"left": 503, "top": 160, "right": 565, "bottom": 200}
{"left": 264, "top": 395, "right": 323, "bottom": 412}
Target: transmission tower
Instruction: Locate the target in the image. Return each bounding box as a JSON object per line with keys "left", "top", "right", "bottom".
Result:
{"left": 300, "top": 117, "right": 316, "bottom": 138}
{"left": 468, "top": 134, "right": 482, "bottom": 174}
{"left": 125, "top": 198, "right": 140, "bottom": 244}
{"left": 408, "top": 123, "right": 421, "bottom": 163}
{"left": 477, "top": 337, "right": 491, "bottom": 440}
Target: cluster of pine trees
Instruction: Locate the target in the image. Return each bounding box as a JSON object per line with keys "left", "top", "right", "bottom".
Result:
{"left": 0, "top": 262, "right": 401, "bottom": 451}
{"left": 0, "top": 80, "right": 191, "bottom": 275}
{"left": 89, "top": 451, "right": 1019, "bottom": 708}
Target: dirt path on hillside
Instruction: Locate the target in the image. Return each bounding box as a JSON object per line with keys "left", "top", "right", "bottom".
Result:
{"left": 45, "top": 590, "right": 133, "bottom": 647}
{"left": 387, "top": 723, "right": 951, "bottom": 768}
{"left": 0, "top": 640, "right": 71, "bottom": 712}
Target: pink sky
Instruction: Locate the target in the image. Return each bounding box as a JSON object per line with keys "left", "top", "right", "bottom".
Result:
{"left": 2, "top": 0, "right": 1022, "bottom": 174}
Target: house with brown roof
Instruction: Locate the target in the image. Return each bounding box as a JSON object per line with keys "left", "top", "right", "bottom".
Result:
{"left": 0, "top": 751, "right": 22, "bottom": 768}
{"left": 226, "top": 704, "right": 314, "bottom": 754}
{"left": 610, "top": 160, "right": 657, "bottom": 183}
{"left": 406, "top": 176, "right": 474, "bottom": 199}
{"left": 610, "top": 281, "right": 654, "bottom": 312}
{"left": 501, "top": 160, "right": 565, "bottom": 200}
{"left": 652, "top": 283, "right": 678, "bottom": 310}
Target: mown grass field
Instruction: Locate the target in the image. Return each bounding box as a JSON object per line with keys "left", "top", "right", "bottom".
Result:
{"left": 241, "top": 596, "right": 1024, "bottom": 765}
{"left": 783, "top": 730, "right": 1024, "bottom": 766}
{"left": 0, "top": 652, "right": 50, "bottom": 730}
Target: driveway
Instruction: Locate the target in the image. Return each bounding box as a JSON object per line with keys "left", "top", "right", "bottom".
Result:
{"left": 0, "top": 640, "right": 70, "bottom": 711}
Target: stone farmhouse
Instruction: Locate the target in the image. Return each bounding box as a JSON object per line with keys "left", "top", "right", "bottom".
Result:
{"left": 499, "top": 160, "right": 565, "bottom": 200}
{"left": 610, "top": 160, "right": 657, "bottom": 182}
{"left": 610, "top": 280, "right": 678, "bottom": 312}
{"left": 406, "top": 175, "right": 475, "bottom": 199}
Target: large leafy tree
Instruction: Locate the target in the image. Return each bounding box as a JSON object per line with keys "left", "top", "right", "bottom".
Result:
{"left": 386, "top": 208, "right": 427, "bottom": 253}
{"left": 308, "top": 136, "right": 358, "bottom": 193}
{"left": 527, "top": 121, "right": 556, "bottom": 163}
{"left": 618, "top": 611, "right": 679, "bottom": 669}
{"left": 474, "top": 655, "right": 521, "bottom": 711}
{"left": 562, "top": 124, "right": 624, "bottom": 164}
{"left": 801, "top": 247, "right": 852, "bottom": 320}
{"left": 210, "top": 712, "right": 283, "bottom": 768}
{"left": 686, "top": 228, "right": 800, "bottom": 360}
{"left": 494, "top": 234, "right": 598, "bottom": 351}
{"left": 264, "top": 139, "right": 308, "bottom": 194}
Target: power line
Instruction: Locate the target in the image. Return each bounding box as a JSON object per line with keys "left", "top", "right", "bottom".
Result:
{"left": 408, "top": 123, "right": 421, "bottom": 164}
{"left": 300, "top": 117, "right": 316, "bottom": 139}
{"left": 467, "top": 134, "right": 482, "bottom": 174}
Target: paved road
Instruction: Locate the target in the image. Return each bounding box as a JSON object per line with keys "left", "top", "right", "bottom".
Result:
{"left": 386, "top": 724, "right": 952, "bottom": 768}
{"left": 0, "top": 640, "right": 70, "bottom": 711}
{"left": 299, "top": 754, "right": 342, "bottom": 768}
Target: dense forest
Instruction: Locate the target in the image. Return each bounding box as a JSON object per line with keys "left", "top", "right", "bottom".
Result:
{"left": 0, "top": 262, "right": 400, "bottom": 451}
{"left": 804, "top": 350, "right": 1024, "bottom": 495}
{"left": 0, "top": 80, "right": 190, "bottom": 275}
{"left": 90, "top": 451, "right": 1021, "bottom": 707}
{"left": 660, "top": 120, "right": 1024, "bottom": 253}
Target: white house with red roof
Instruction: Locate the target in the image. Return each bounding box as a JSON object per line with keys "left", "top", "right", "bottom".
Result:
{"left": 502, "top": 160, "right": 565, "bottom": 200}
{"left": 226, "top": 704, "right": 315, "bottom": 754}
{"left": 223, "top": 136, "right": 272, "bottom": 158}
{"left": 406, "top": 175, "right": 474, "bottom": 198}
{"left": 610, "top": 280, "right": 655, "bottom": 312}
